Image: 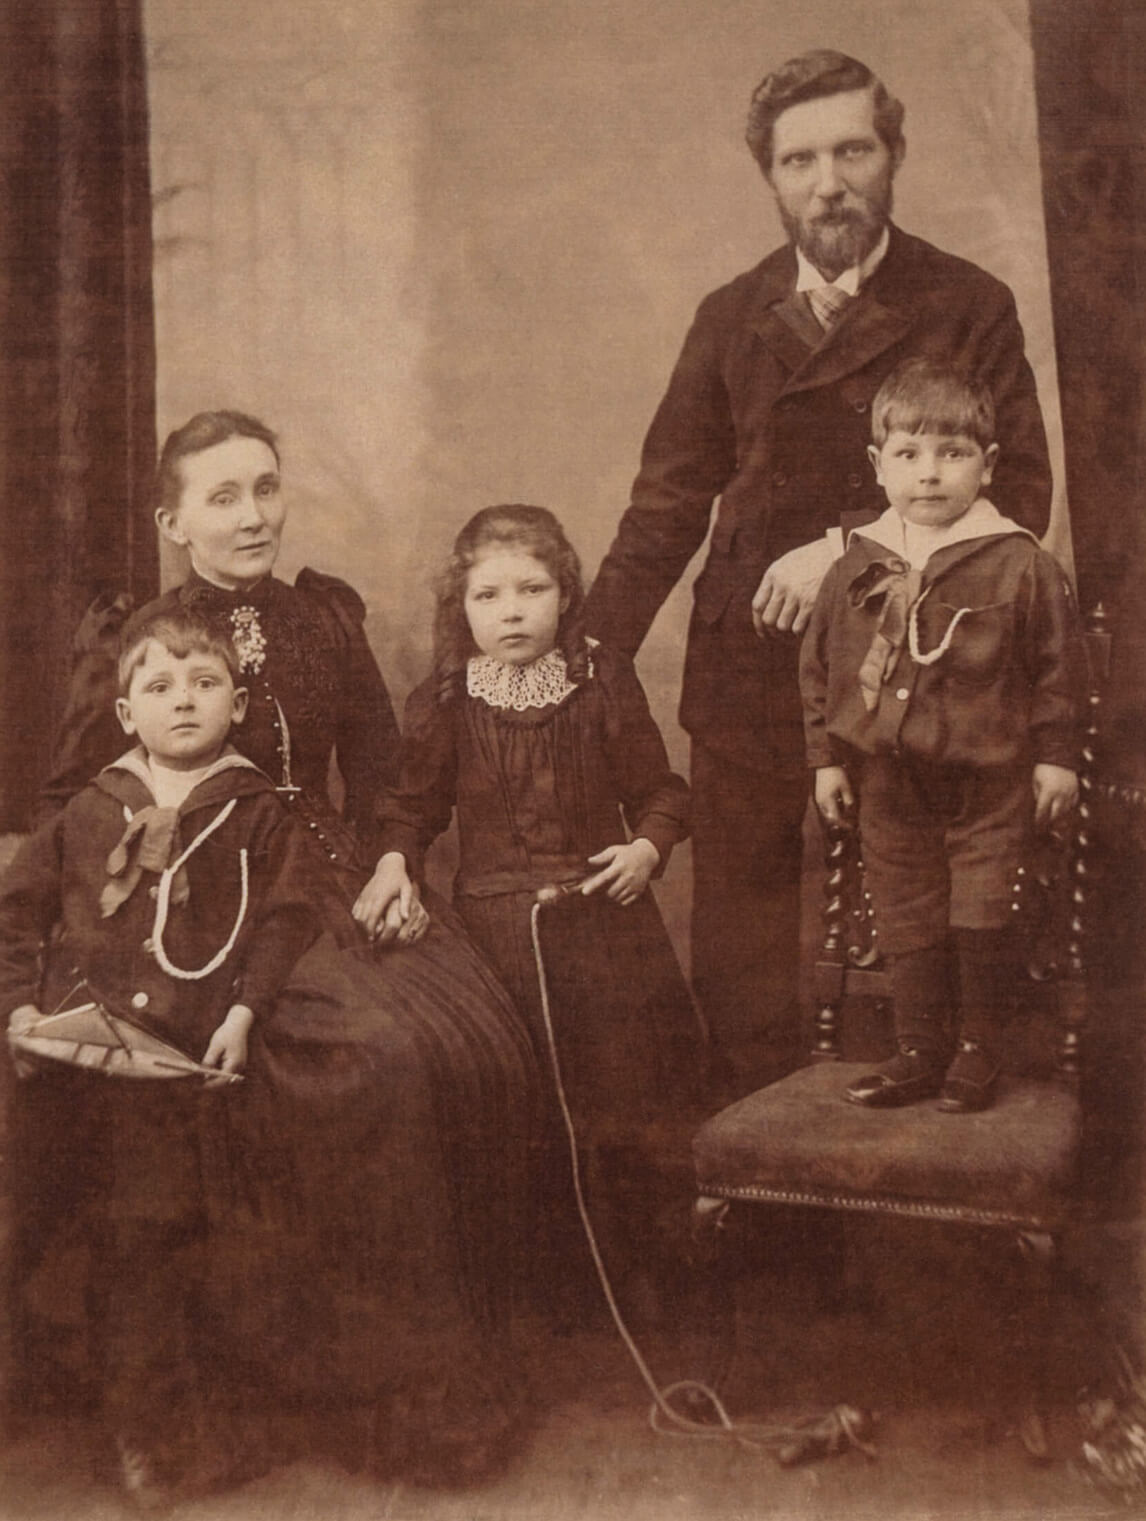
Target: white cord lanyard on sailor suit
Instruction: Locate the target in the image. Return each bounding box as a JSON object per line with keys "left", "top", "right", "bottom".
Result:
{"left": 128, "top": 798, "right": 250, "bottom": 981}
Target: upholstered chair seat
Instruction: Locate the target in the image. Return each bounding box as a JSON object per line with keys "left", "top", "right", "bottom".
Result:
{"left": 694, "top": 1063, "right": 1081, "bottom": 1230}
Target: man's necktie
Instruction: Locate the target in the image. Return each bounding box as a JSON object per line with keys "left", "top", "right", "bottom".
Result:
{"left": 807, "top": 284, "right": 852, "bottom": 332}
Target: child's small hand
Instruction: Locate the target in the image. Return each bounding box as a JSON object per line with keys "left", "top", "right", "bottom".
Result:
{"left": 581, "top": 839, "right": 660, "bottom": 906}
{"left": 202, "top": 1003, "right": 253, "bottom": 1087}
{"left": 814, "top": 765, "right": 855, "bottom": 826}
{"left": 7, "top": 1004, "right": 43, "bottom": 1079}
{"left": 7, "top": 1004, "right": 41, "bottom": 1039}
{"left": 353, "top": 852, "right": 419, "bottom": 944}
{"left": 1032, "top": 763, "right": 1078, "bottom": 830}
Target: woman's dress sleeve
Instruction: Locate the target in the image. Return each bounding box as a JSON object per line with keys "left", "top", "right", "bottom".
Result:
{"left": 296, "top": 568, "right": 401, "bottom": 860}
{"left": 376, "top": 680, "right": 457, "bottom": 882}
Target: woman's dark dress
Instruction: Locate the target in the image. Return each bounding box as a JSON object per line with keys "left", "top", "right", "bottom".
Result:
{"left": 380, "top": 644, "right": 708, "bottom": 1303}
{"left": 20, "top": 569, "right": 538, "bottom": 1476}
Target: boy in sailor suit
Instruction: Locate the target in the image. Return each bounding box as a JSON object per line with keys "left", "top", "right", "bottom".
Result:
{"left": 1, "top": 607, "right": 320, "bottom": 1503}
{"left": 800, "top": 359, "right": 1085, "bottom": 1114}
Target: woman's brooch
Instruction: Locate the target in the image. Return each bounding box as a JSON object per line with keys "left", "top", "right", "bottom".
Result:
{"left": 230, "top": 606, "right": 267, "bottom": 674}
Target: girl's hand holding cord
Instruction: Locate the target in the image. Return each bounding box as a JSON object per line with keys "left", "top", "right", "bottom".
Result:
{"left": 581, "top": 837, "right": 661, "bottom": 906}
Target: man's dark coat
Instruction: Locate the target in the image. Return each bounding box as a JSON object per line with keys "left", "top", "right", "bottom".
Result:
{"left": 585, "top": 225, "right": 1053, "bottom": 771}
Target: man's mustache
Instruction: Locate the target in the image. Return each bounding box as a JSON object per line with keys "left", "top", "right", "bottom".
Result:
{"left": 812, "top": 207, "right": 866, "bottom": 226}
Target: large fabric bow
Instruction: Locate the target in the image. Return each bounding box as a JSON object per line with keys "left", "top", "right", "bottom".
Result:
{"left": 100, "top": 806, "right": 189, "bottom": 918}
{"left": 848, "top": 559, "right": 923, "bottom": 712}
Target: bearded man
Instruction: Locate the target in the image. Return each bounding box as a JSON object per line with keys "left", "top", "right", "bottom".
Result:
{"left": 583, "top": 49, "right": 1052, "bottom": 1098}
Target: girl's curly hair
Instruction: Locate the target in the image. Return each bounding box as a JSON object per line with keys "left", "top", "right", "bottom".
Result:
{"left": 432, "top": 505, "right": 591, "bottom": 702}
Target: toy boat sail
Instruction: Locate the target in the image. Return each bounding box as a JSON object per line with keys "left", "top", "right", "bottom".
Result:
{"left": 7, "top": 1003, "right": 241, "bottom": 1083}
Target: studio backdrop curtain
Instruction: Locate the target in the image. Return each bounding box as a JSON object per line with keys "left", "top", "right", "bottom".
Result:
{"left": 0, "top": 0, "right": 156, "bottom": 831}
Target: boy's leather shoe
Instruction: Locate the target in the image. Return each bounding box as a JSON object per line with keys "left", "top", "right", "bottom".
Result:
{"left": 937, "top": 1040, "right": 1000, "bottom": 1113}
{"left": 845, "top": 1045, "right": 945, "bottom": 1108}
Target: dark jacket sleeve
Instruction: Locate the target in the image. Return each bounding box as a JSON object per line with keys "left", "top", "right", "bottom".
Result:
{"left": 297, "top": 568, "right": 402, "bottom": 860}
{"left": 37, "top": 592, "right": 134, "bottom": 823}
{"left": 799, "top": 560, "right": 845, "bottom": 772}
{"left": 1023, "top": 550, "right": 1087, "bottom": 769}
{"left": 597, "top": 648, "right": 690, "bottom": 871}
{"left": 226, "top": 800, "right": 323, "bottom": 1018}
{"left": 968, "top": 287, "right": 1052, "bottom": 539}
{"left": 0, "top": 812, "right": 66, "bottom": 1019}
{"left": 584, "top": 295, "right": 737, "bottom": 656}
{"left": 375, "top": 680, "right": 457, "bottom": 882}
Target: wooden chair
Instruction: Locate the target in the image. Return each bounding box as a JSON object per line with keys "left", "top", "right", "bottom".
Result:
{"left": 691, "top": 608, "right": 1112, "bottom": 1441}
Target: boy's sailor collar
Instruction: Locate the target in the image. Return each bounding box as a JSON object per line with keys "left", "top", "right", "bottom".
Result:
{"left": 850, "top": 498, "right": 1035, "bottom": 565}
{"left": 100, "top": 745, "right": 271, "bottom": 809}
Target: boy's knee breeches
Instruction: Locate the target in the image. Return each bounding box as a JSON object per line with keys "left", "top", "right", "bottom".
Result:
{"left": 856, "top": 754, "right": 1031, "bottom": 955}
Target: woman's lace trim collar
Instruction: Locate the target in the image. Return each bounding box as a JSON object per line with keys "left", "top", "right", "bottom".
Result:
{"left": 466, "top": 647, "right": 592, "bottom": 711}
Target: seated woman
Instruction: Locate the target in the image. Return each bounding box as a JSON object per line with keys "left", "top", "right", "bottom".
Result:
{"left": 18, "top": 411, "right": 538, "bottom": 1494}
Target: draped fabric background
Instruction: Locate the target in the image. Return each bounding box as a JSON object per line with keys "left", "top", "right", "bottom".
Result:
{"left": 1030, "top": 0, "right": 1146, "bottom": 1225}
{"left": 0, "top": 0, "right": 156, "bottom": 831}
{"left": 1032, "top": 0, "right": 1146, "bottom": 812}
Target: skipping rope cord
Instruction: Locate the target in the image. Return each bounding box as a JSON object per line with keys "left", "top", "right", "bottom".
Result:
{"left": 529, "top": 892, "right": 876, "bottom": 1458}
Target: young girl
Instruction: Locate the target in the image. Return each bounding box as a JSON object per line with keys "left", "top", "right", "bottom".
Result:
{"left": 355, "top": 505, "right": 708, "bottom": 1318}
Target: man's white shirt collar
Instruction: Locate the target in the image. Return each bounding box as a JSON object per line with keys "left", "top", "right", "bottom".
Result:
{"left": 795, "top": 225, "right": 890, "bottom": 297}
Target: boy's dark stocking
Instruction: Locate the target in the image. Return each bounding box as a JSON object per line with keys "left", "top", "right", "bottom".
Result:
{"left": 939, "top": 926, "right": 1019, "bottom": 1112}
{"left": 889, "top": 942, "right": 956, "bottom": 1055}
{"left": 937, "top": 918, "right": 1016, "bottom": 1113}
{"left": 952, "top": 925, "right": 1020, "bottom": 1048}
{"left": 102, "top": 1218, "right": 235, "bottom": 1502}
{"left": 846, "top": 943, "right": 953, "bottom": 1107}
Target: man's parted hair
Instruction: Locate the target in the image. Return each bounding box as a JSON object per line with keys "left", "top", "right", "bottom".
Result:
{"left": 117, "top": 607, "right": 241, "bottom": 697}
{"left": 870, "top": 358, "right": 997, "bottom": 450}
{"left": 745, "top": 49, "right": 905, "bottom": 174}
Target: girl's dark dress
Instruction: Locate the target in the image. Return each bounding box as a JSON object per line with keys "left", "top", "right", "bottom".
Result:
{"left": 22, "top": 568, "right": 538, "bottom": 1478}
{"left": 380, "top": 643, "right": 708, "bottom": 1303}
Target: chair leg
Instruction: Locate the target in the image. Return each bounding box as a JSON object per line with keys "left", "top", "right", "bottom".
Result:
{"left": 812, "top": 819, "right": 862, "bottom": 1062}
{"left": 685, "top": 1198, "right": 739, "bottom": 1398}
{"left": 1013, "top": 1229, "right": 1059, "bottom": 1460}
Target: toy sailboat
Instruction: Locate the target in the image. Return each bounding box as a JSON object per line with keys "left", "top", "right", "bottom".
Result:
{"left": 7, "top": 1003, "right": 241, "bottom": 1082}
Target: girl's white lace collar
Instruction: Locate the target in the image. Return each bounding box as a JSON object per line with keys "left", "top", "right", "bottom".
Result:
{"left": 467, "top": 647, "right": 589, "bottom": 711}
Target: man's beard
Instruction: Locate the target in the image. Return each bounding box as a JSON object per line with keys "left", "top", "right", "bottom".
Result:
{"left": 781, "top": 188, "right": 892, "bottom": 280}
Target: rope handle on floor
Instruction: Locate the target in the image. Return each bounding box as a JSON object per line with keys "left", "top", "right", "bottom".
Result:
{"left": 530, "top": 888, "right": 877, "bottom": 1461}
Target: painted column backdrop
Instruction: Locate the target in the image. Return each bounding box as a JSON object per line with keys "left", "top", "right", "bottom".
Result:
{"left": 144, "top": 0, "right": 1064, "bottom": 938}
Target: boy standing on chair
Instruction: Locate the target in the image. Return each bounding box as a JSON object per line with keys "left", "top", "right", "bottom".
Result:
{"left": 800, "top": 358, "right": 1085, "bottom": 1113}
